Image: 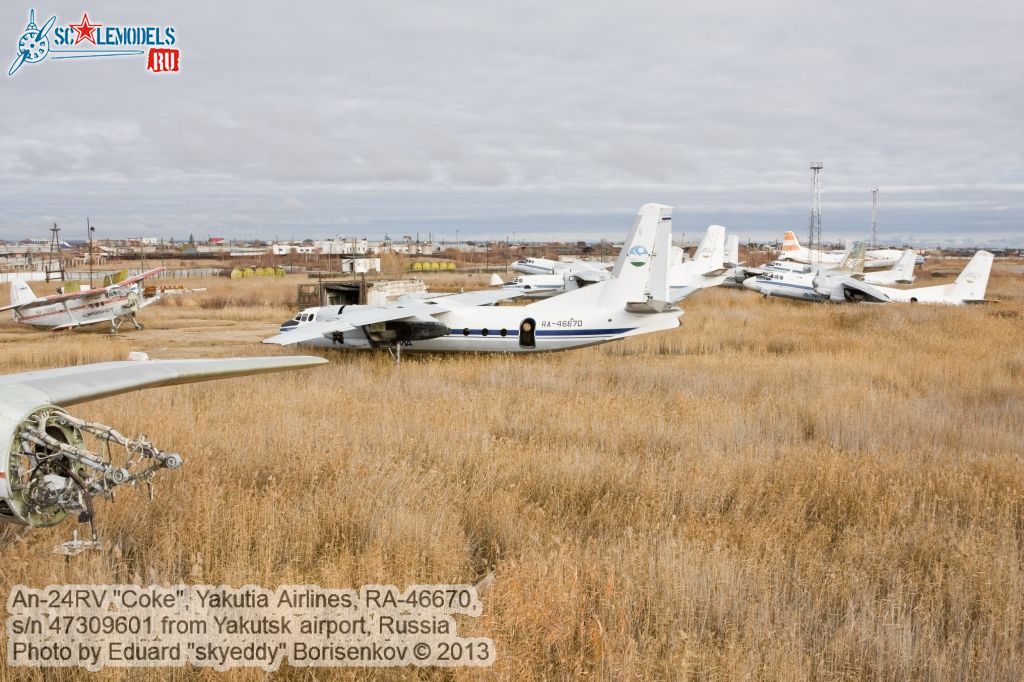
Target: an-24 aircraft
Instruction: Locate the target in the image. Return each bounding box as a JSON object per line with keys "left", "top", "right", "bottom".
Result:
{"left": 666, "top": 227, "right": 737, "bottom": 302}
{"left": 2, "top": 267, "right": 167, "bottom": 332}
{"left": 0, "top": 353, "right": 326, "bottom": 554}
{"left": 266, "top": 203, "right": 682, "bottom": 354}
{"left": 743, "top": 250, "right": 994, "bottom": 305}
{"left": 511, "top": 256, "right": 610, "bottom": 277}
{"left": 779, "top": 231, "right": 903, "bottom": 269}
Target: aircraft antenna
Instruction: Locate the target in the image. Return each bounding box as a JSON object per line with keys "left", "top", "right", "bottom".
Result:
{"left": 807, "top": 162, "right": 823, "bottom": 264}
{"left": 870, "top": 188, "right": 879, "bottom": 249}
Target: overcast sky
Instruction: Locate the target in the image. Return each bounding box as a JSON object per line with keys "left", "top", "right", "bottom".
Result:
{"left": 1, "top": 1, "right": 1021, "bottom": 245}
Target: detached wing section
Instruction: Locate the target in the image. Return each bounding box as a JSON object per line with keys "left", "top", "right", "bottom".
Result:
{"left": 0, "top": 356, "right": 327, "bottom": 407}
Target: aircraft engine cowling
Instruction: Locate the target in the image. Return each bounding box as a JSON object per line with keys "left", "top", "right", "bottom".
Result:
{"left": 0, "top": 395, "right": 182, "bottom": 548}
{"left": 366, "top": 318, "right": 450, "bottom": 344}
{"left": 811, "top": 274, "right": 846, "bottom": 302}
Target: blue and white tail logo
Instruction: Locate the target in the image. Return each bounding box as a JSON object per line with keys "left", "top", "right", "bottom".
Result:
{"left": 628, "top": 245, "right": 649, "bottom": 268}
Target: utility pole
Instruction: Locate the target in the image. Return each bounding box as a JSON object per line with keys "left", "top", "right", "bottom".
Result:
{"left": 870, "top": 188, "right": 879, "bottom": 249}
{"left": 87, "top": 218, "right": 95, "bottom": 287}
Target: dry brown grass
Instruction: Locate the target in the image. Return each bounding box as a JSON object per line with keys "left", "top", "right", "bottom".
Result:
{"left": 0, "top": 264, "right": 1021, "bottom": 680}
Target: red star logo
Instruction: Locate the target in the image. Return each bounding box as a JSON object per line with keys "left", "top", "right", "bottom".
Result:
{"left": 69, "top": 13, "right": 102, "bottom": 45}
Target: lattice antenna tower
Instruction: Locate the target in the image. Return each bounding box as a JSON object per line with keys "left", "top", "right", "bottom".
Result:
{"left": 45, "top": 222, "right": 64, "bottom": 282}
{"left": 807, "top": 162, "right": 824, "bottom": 263}
{"left": 871, "top": 188, "right": 879, "bottom": 249}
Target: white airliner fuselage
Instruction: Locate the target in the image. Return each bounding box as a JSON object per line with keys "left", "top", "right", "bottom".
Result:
{"left": 278, "top": 297, "right": 680, "bottom": 353}
{"left": 268, "top": 203, "right": 682, "bottom": 354}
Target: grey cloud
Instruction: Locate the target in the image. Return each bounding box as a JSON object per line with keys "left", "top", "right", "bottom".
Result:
{"left": 0, "top": 0, "right": 1020, "bottom": 243}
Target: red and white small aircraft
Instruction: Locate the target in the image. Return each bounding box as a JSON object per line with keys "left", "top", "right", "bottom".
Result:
{"left": 2, "top": 267, "right": 167, "bottom": 333}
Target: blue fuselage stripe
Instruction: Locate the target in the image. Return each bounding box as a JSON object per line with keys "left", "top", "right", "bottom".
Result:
{"left": 759, "top": 280, "right": 816, "bottom": 292}
{"left": 448, "top": 327, "right": 636, "bottom": 338}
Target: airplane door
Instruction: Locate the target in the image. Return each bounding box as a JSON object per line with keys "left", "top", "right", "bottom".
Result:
{"left": 519, "top": 318, "right": 536, "bottom": 348}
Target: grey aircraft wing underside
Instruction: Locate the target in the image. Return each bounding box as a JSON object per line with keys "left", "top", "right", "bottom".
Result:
{"left": 0, "top": 356, "right": 328, "bottom": 407}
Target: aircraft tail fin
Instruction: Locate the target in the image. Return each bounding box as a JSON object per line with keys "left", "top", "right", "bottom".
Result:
{"left": 692, "top": 225, "right": 726, "bottom": 272}
{"left": 602, "top": 203, "right": 672, "bottom": 306}
{"left": 725, "top": 234, "right": 739, "bottom": 267}
{"left": 891, "top": 250, "right": 917, "bottom": 282}
{"left": 648, "top": 217, "right": 671, "bottom": 304}
{"left": 838, "top": 241, "right": 866, "bottom": 274}
{"left": 103, "top": 270, "right": 128, "bottom": 287}
{"left": 8, "top": 280, "right": 36, "bottom": 308}
{"left": 781, "top": 230, "right": 802, "bottom": 254}
{"left": 951, "top": 251, "right": 993, "bottom": 301}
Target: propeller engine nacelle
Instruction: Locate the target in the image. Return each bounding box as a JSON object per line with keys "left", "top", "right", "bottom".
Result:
{"left": 0, "top": 388, "right": 181, "bottom": 552}
{"left": 365, "top": 318, "right": 450, "bottom": 344}
{"left": 812, "top": 274, "right": 847, "bottom": 302}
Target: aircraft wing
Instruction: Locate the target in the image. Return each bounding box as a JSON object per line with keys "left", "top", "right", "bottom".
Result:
{"left": 264, "top": 319, "right": 358, "bottom": 345}
{"left": 264, "top": 299, "right": 446, "bottom": 346}
{"left": 265, "top": 290, "right": 524, "bottom": 346}
{"left": 569, "top": 261, "right": 612, "bottom": 273}
{"left": 820, "top": 277, "right": 893, "bottom": 303}
{"left": 433, "top": 289, "right": 525, "bottom": 306}
{"left": 0, "top": 287, "right": 105, "bottom": 311}
{"left": 117, "top": 267, "right": 167, "bottom": 287}
{"left": 0, "top": 355, "right": 327, "bottom": 407}
{"left": 397, "top": 289, "right": 525, "bottom": 306}
{"left": 571, "top": 269, "right": 611, "bottom": 284}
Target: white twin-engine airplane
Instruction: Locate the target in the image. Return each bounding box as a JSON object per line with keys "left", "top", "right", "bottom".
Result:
{"left": 667, "top": 226, "right": 738, "bottom": 302}
{"left": 738, "top": 242, "right": 918, "bottom": 286}
{"left": 779, "top": 231, "right": 903, "bottom": 270}
{"left": 502, "top": 265, "right": 612, "bottom": 299}
{"left": 266, "top": 203, "right": 683, "bottom": 354}
{"left": 2, "top": 267, "right": 167, "bottom": 332}
{"left": 0, "top": 353, "right": 326, "bottom": 554}
{"left": 743, "top": 250, "right": 994, "bottom": 305}
{"left": 505, "top": 225, "right": 738, "bottom": 302}
{"left": 510, "top": 256, "right": 610, "bottom": 277}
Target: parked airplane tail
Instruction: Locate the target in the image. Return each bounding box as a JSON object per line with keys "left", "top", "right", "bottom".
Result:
{"left": 838, "top": 241, "right": 866, "bottom": 274}
{"left": 891, "top": 250, "right": 917, "bottom": 282}
{"left": 694, "top": 225, "right": 726, "bottom": 270}
{"left": 9, "top": 280, "right": 36, "bottom": 308}
{"left": 951, "top": 250, "right": 994, "bottom": 301}
{"left": 781, "top": 230, "right": 802, "bottom": 253}
{"left": 103, "top": 270, "right": 129, "bottom": 287}
{"left": 648, "top": 217, "right": 672, "bottom": 304}
{"left": 725, "top": 234, "right": 739, "bottom": 267}
{"left": 602, "top": 203, "right": 672, "bottom": 306}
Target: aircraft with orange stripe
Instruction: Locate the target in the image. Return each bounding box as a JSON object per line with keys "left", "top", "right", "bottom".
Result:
{"left": 779, "top": 231, "right": 902, "bottom": 270}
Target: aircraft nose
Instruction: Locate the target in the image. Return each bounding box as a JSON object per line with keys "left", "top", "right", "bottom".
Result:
{"left": 742, "top": 277, "right": 760, "bottom": 292}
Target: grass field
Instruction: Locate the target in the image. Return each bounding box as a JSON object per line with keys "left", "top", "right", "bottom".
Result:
{"left": 0, "top": 262, "right": 1022, "bottom": 680}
